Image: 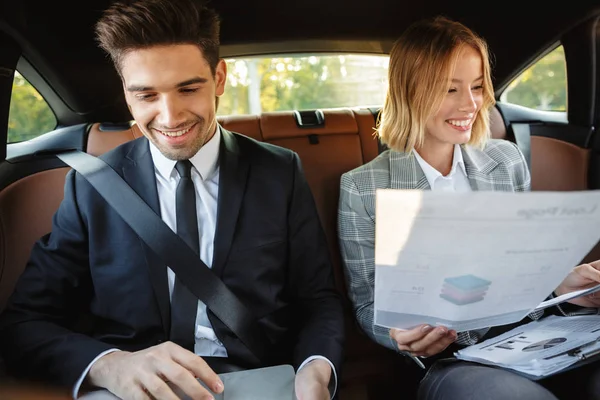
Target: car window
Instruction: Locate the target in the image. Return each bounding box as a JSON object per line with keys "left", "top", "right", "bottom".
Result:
{"left": 218, "top": 54, "right": 389, "bottom": 115}
{"left": 8, "top": 71, "right": 57, "bottom": 143}
{"left": 499, "top": 45, "right": 567, "bottom": 112}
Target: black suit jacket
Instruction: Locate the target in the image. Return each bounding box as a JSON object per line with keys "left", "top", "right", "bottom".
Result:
{"left": 0, "top": 129, "right": 344, "bottom": 388}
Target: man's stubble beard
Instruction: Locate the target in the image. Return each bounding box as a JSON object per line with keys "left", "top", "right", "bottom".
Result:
{"left": 150, "top": 117, "right": 215, "bottom": 161}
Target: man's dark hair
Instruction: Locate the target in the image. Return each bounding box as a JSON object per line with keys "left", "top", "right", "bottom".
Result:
{"left": 95, "top": 0, "right": 221, "bottom": 76}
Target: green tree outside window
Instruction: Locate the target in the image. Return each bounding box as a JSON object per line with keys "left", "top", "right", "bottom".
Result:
{"left": 8, "top": 72, "right": 56, "bottom": 143}
{"left": 218, "top": 54, "right": 389, "bottom": 116}
{"left": 501, "top": 46, "right": 567, "bottom": 111}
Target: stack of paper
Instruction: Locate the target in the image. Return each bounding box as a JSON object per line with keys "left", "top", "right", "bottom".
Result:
{"left": 455, "top": 315, "right": 600, "bottom": 377}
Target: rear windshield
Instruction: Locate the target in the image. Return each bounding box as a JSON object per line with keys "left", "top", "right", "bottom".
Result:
{"left": 218, "top": 54, "right": 389, "bottom": 115}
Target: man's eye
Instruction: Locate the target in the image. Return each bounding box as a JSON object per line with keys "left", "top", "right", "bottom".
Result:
{"left": 180, "top": 88, "right": 199, "bottom": 94}
{"left": 137, "top": 94, "right": 155, "bottom": 101}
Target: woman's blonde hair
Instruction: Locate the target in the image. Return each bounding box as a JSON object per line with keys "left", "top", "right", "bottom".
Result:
{"left": 378, "top": 16, "right": 495, "bottom": 152}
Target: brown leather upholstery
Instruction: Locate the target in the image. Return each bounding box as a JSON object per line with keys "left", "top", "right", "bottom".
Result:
{"left": 87, "top": 123, "right": 143, "bottom": 156}
{"left": 527, "top": 136, "right": 597, "bottom": 264}
{"left": 0, "top": 384, "right": 71, "bottom": 400}
{"left": 353, "top": 108, "right": 380, "bottom": 164}
{"left": 218, "top": 114, "right": 262, "bottom": 142}
{"left": 0, "top": 122, "right": 145, "bottom": 313}
{"left": 489, "top": 105, "right": 507, "bottom": 140}
{"left": 261, "top": 112, "right": 363, "bottom": 295}
{"left": 260, "top": 109, "right": 358, "bottom": 139}
{"left": 530, "top": 136, "right": 589, "bottom": 191}
{"left": 0, "top": 168, "right": 70, "bottom": 311}
{"left": 260, "top": 110, "right": 405, "bottom": 393}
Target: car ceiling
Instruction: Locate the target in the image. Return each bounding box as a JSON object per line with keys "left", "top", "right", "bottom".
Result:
{"left": 1, "top": 0, "right": 600, "bottom": 124}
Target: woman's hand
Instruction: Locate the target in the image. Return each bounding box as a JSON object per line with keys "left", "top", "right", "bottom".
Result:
{"left": 390, "top": 324, "right": 457, "bottom": 357}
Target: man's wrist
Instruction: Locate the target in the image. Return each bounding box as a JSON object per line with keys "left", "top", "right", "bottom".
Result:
{"left": 87, "top": 350, "right": 128, "bottom": 387}
{"left": 305, "top": 359, "right": 332, "bottom": 386}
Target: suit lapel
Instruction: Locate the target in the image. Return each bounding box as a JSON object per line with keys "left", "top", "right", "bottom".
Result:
{"left": 123, "top": 138, "right": 171, "bottom": 337}
{"left": 461, "top": 145, "right": 500, "bottom": 191}
{"left": 389, "top": 150, "right": 430, "bottom": 190}
{"left": 212, "top": 128, "right": 249, "bottom": 277}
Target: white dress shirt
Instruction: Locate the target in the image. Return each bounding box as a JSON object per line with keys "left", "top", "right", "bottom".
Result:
{"left": 413, "top": 144, "right": 472, "bottom": 192}
{"left": 74, "top": 126, "right": 337, "bottom": 398}
{"left": 152, "top": 124, "right": 225, "bottom": 356}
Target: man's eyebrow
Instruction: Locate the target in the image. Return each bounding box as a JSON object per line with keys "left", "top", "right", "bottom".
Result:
{"left": 176, "top": 77, "right": 208, "bottom": 88}
{"left": 126, "top": 77, "right": 208, "bottom": 92}
{"left": 127, "top": 84, "right": 154, "bottom": 92}
{"left": 451, "top": 75, "right": 484, "bottom": 83}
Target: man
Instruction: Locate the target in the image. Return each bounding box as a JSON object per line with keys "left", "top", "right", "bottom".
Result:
{"left": 0, "top": 0, "right": 344, "bottom": 399}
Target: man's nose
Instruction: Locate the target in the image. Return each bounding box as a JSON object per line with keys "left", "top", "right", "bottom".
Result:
{"left": 156, "top": 96, "right": 184, "bottom": 127}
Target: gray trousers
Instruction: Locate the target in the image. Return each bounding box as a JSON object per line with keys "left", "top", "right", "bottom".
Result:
{"left": 418, "top": 359, "right": 600, "bottom": 400}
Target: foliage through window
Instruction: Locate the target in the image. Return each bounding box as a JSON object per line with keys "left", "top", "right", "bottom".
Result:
{"left": 8, "top": 71, "right": 56, "bottom": 143}
{"left": 218, "top": 54, "right": 389, "bottom": 115}
{"left": 500, "top": 46, "right": 567, "bottom": 112}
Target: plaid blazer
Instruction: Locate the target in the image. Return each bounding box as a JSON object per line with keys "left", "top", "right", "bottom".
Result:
{"left": 337, "top": 139, "right": 532, "bottom": 353}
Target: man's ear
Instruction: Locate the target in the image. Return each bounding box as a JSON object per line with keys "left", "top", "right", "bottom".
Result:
{"left": 215, "top": 59, "right": 227, "bottom": 97}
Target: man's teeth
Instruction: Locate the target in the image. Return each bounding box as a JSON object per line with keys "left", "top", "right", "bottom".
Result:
{"left": 448, "top": 119, "right": 471, "bottom": 127}
{"left": 161, "top": 127, "right": 191, "bottom": 137}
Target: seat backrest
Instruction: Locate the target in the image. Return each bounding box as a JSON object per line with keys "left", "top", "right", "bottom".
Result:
{"left": 0, "top": 123, "right": 144, "bottom": 311}
{"left": 489, "top": 105, "right": 508, "bottom": 140}
{"left": 259, "top": 109, "right": 377, "bottom": 298}
{"left": 258, "top": 109, "right": 404, "bottom": 389}
{"left": 0, "top": 169, "right": 70, "bottom": 310}
{"left": 489, "top": 105, "right": 590, "bottom": 191}
{"left": 530, "top": 136, "right": 589, "bottom": 191}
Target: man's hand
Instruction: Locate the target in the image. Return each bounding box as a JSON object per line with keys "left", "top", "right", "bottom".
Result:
{"left": 294, "top": 359, "right": 331, "bottom": 400}
{"left": 87, "top": 341, "right": 223, "bottom": 400}
{"left": 555, "top": 260, "right": 600, "bottom": 308}
{"left": 390, "top": 325, "right": 456, "bottom": 357}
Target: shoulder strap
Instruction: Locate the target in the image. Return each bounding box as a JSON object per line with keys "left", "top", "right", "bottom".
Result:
{"left": 511, "top": 123, "right": 532, "bottom": 171}
{"left": 56, "top": 150, "right": 270, "bottom": 362}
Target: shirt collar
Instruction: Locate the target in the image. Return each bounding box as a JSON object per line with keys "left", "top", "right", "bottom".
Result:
{"left": 149, "top": 124, "right": 221, "bottom": 181}
{"left": 413, "top": 144, "right": 467, "bottom": 184}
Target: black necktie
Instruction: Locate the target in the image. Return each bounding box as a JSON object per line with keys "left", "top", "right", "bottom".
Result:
{"left": 169, "top": 160, "right": 199, "bottom": 351}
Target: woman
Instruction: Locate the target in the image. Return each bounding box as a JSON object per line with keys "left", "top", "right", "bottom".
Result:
{"left": 338, "top": 16, "right": 600, "bottom": 400}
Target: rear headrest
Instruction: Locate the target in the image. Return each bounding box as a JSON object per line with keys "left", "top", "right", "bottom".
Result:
{"left": 87, "top": 122, "right": 144, "bottom": 156}
{"left": 217, "top": 114, "right": 262, "bottom": 142}
{"left": 489, "top": 106, "right": 507, "bottom": 140}
{"left": 260, "top": 109, "right": 358, "bottom": 141}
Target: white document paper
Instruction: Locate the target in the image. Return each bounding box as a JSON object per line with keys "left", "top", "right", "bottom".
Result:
{"left": 374, "top": 189, "right": 600, "bottom": 332}
{"left": 455, "top": 315, "right": 600, "bottom": 377}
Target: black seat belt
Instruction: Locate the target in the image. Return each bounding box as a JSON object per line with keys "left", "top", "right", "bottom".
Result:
{"left": 56, "top": 150, "right": 270, "bottom": 362}
{"left": 511, "top": 123, "right": 532, "bottom": 171}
